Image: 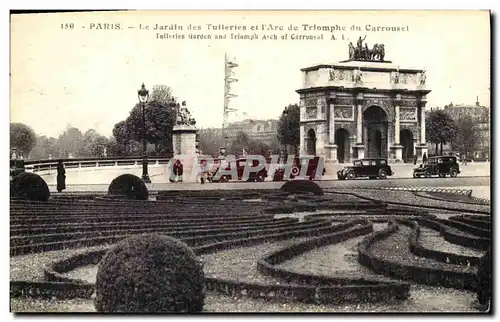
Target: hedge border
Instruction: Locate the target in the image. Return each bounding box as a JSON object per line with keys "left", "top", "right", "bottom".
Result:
{"left": 408, "top": 219, "right": 482, "bottom": 267}
{"left": 416, "top": 218, "right": 491, "bottom": 251}
{"left": 357, "top": 220, "right": 478, "bottom": 291}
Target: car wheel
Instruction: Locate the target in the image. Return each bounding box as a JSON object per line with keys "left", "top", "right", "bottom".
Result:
{"left": 449, "top": 169, "right": 458, "bottom": 178}
{"left": 413, "top": 172, "right": 418, "bottom": 178}
{"left": 378, "top": 170, "right": 387, "bottom": 179}
{"left": 220, "top": 175, "right": 229, "bottom": 182}
{"left": 346, "top": 171, "right": 356, "bottom": 180}
{"left": 424, "top": 171, "right": 431, "bottom": 178}
{"left": 256, "top": 174, "right": 265, "bottom": 182}
{"left": 438, "top": 173, "right": 446, "bottom": 178}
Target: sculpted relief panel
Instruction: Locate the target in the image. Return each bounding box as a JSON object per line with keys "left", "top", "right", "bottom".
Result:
{"left": 334, "top": 105, "right": 354, "bottom": 120}
{"left": 400, "top": 108, "right": 417, "bottom": 121}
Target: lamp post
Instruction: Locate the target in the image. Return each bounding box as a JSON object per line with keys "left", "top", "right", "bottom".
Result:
{"left": 138, "top": 83, "right": 151, "bottom": 183}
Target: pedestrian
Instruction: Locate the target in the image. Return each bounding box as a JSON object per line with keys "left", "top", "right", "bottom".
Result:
{"left": 56, "top": 160, "right": 66, "bottom": 193}
{"left": 422, "top": 152, "right": 428, "bottom": 164}
{"left": 173, "top": 159, "right": 184, "bottom": 183}
{"left": 413, "top": 154, "right": 417, "bottom": 165}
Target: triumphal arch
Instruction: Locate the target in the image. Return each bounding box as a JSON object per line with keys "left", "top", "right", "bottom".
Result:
{"left": 297, "top": 37, "right": 430, "bottom": 163}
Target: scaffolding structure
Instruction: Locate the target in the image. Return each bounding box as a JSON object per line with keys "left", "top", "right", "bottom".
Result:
{"left": 222, "top": 53, "right": 238, "bottom": 150}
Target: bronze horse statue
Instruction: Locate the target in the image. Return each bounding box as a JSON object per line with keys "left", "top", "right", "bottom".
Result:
{"left": 370, "top": 44, "right": 385, "bottom": 61}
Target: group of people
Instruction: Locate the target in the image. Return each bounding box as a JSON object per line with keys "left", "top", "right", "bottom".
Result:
{"left": 413, "top": 153, "right": 428, "bottom": 165}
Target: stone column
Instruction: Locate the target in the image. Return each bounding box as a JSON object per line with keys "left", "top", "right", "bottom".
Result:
{"left": 354, "top": 93, "right": 365, "bottom": 159}
{"left": 416, "top": 97, "right": 428, "bottom": 161}
{"left": 391, "top": 94, "right": 403, "bottom": 162}
{"left": 299, "top": 124, "right": 305, "bottom": 156}
{"left": 420, "top": 102, "right": 426, "bottom": 144}
{"left": 324, "top": 93, "right": 337, "bottom": 163}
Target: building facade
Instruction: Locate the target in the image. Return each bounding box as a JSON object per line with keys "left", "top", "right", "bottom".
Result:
{"left": 225, "top": 119, "right": 279, "bottom": 145}
{"left": 297, "top": 44, "right": 431, "bottom": 163}
{"left": 443, "top": 101, "right": 490, "bottom": 159}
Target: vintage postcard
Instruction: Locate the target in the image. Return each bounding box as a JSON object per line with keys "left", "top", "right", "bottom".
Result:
{"left": 9, "top": 10, "right": 491, "bottom": 314}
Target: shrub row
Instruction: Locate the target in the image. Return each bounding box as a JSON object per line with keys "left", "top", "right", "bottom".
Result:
{"left": 11, "top": 217, "right": 298, "bottom": 237}
{"left": 10, "top": 281, "right": 94, "bottom": 300}
{"left": 35, "top": 221, "right": 368, "bottom": 300}
{"left": 11, "top": 216, "right": 337, "bottom": 256}
{"left": 358, "top": 221, "right": 478, "bottom": 291}
{"left": 405, "top": 219, "right": 481, "bottom": 267}
{"left": 254, "top": 220, "right": 410, "bottom": 303}
{"left": 448, "top": 215, "right": 491, "bottom": 230}
{"left": 417, "top": 218, "right": 490, "bottom": 251}
{"left": 11, "top": 217, "right": 325, "bottom": 248}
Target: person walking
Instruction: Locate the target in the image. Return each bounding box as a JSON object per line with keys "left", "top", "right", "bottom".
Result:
{"left": 422, "top": 152, "right": 428, "bottom": 164}
{"left": 413, "top": 154, "right": 417, "bottom": 165}
{"left": 56, "top": 160, "right": 66, "bottom": 193}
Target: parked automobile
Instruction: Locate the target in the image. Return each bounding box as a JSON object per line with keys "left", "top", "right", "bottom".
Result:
{"left": 273, "top": 156, "right": 326, "bottom": 181}
{"left": 413, "top": 156, "right": 460, "bottom": 178}
{"left": 208, "top": 158, "right": 269, "bottom": 183}
{"left": 337, "top": 158, "right": 393, "bottom": 180}
{"left": 10, "top": 159, "right": 25, "bottom": 180}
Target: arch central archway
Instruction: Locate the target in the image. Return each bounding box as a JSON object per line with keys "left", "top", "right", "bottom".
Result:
{"left": 335, "top": 128, "right": 350, "bottom": 163}
{"left": 363, "top": 106, "right": 388, "bottom": 159}
{"left": 400, "top": 129, "right": 414, "bottom": 162}
{"left": 306, "top": 128, "right": 316, "bottom": 156}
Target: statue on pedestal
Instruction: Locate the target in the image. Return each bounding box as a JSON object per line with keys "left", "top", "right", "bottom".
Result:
{"left": 176, "top": 101, "right": 197, "bottom": 126}
{"left": 348, "top": 36, "right": 385, "bottom": 61}
{"left": 419, "top": 70, "right": 427, "bottom": 85}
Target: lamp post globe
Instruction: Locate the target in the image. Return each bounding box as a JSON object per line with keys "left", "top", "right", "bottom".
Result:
{"left": 137, "top": 83, "right": 151, "bottom": 183}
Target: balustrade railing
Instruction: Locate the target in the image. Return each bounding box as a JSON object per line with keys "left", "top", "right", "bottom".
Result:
{"left": 24, "top": 156, "right": 172, "bottom": 173}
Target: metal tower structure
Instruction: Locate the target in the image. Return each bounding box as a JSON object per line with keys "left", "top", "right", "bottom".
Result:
{"left": 222, "top": 53, "right": 238, "bottom": 149}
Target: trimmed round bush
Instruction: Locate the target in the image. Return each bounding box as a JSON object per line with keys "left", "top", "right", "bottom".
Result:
{"left": 10, "top": 172, "right": 50, "bottom": 201}
{"left": 280, "top": 180, "right": 324, "bottom": 196}
{"left": 108, "top": 174, "right": 148, "bottom": 200}
{"left": 95, "top": 234, "right": 205, "bottom": 313}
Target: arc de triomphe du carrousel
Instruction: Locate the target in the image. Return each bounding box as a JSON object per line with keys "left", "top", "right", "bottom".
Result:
{"left": 297, "top": 37, "right": 430, "bottom": 164}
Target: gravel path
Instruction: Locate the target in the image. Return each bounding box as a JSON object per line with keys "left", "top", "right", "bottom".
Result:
{"left": 419, "top": 227, "right": 486, "bottom": 258}
{"left": 10, "top": 245, "right": 109, "bottom": 282}
{"left": 278, "top": 223, "right": 388, "bottom": 279}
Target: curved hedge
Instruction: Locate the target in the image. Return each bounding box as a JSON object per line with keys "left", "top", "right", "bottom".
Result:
{"left": 10, "top": 172, "right": 50, "bottom": 202}
{"left": 357, "top": 221, "right": 478, "bottom": 291}
{"left": 108, "top": 174, "right": 149, "bottom": 200}
{"left": 95, "top": 234, "right": 205, "bottom": 313}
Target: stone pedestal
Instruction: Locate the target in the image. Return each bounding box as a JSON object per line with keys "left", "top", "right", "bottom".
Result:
{"left": 415, "top": 144, "right": 428, "bottom": 162}
{"left": 391, "top": 144, "right": 404, "bottom": 163}
{"left": 324, "top": 144, "right": 338, "bottom": 163}
{"left": 170, "top": 125, "right": 198, "bottom": 182}
{"left": 354, "top": 144, "right": 365, "bottom": 160}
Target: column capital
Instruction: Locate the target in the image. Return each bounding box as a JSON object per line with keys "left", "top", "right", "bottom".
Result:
{"left": 393, "top": 93, "right": 403, "bottom": 106}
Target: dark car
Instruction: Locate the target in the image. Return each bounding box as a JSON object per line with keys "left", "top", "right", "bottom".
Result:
{"left": 273, "top": 156, "right": 326, "bottom": 181}
{"left": 210, "top": 158, "right": 269, "bottom": 182}
{"left": 337, "top": 158, "right": 393, "bottom": 180}
{"left": 10, "top": 159, "right": 25, "bottom": 180}
{"left": 413, "top": 156, "right": 460, "bottom": 178}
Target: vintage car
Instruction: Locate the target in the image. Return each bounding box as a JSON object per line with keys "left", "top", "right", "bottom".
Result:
{"left": 413, "top": 156, "right": 460, "bottom": 178}
{"left": 10, "top": 159, "right": 25, "bottom": 180}
{"left": 202, "top": 158, "right": 269, "bottom": 183}
{"left": 337, "top": 158, "right": 393, "bottom": 180}
{"left": 272, "top": 156, "right": 326, "bottom": 181}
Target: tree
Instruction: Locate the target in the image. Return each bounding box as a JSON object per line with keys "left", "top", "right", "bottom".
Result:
{"left": 10, "top": 123, "right": 37, "bottom": 158}
{"left": 198, "top": 128, "right": 223, "bottom": 156}
{"left": 229, "top": 131, "right": 250, "bottom": 155}
{"left": 112, "top": 85, "right": 178, "bottom": 156}
{"left": 426, "top": 110, "right": 456, "bottom": 155}
{"left": 57, "top": 127, "right": 84, "bottom": 158}
{"left": 277, "top": 104, "right": 300, "bottom": 154}
{"left": 451, "top": 115, "right": 478, "bottom": 157}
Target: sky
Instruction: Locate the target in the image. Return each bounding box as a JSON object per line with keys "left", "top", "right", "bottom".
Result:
{"left": 10, "top": 10, "right": 490, "bottom": 138}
